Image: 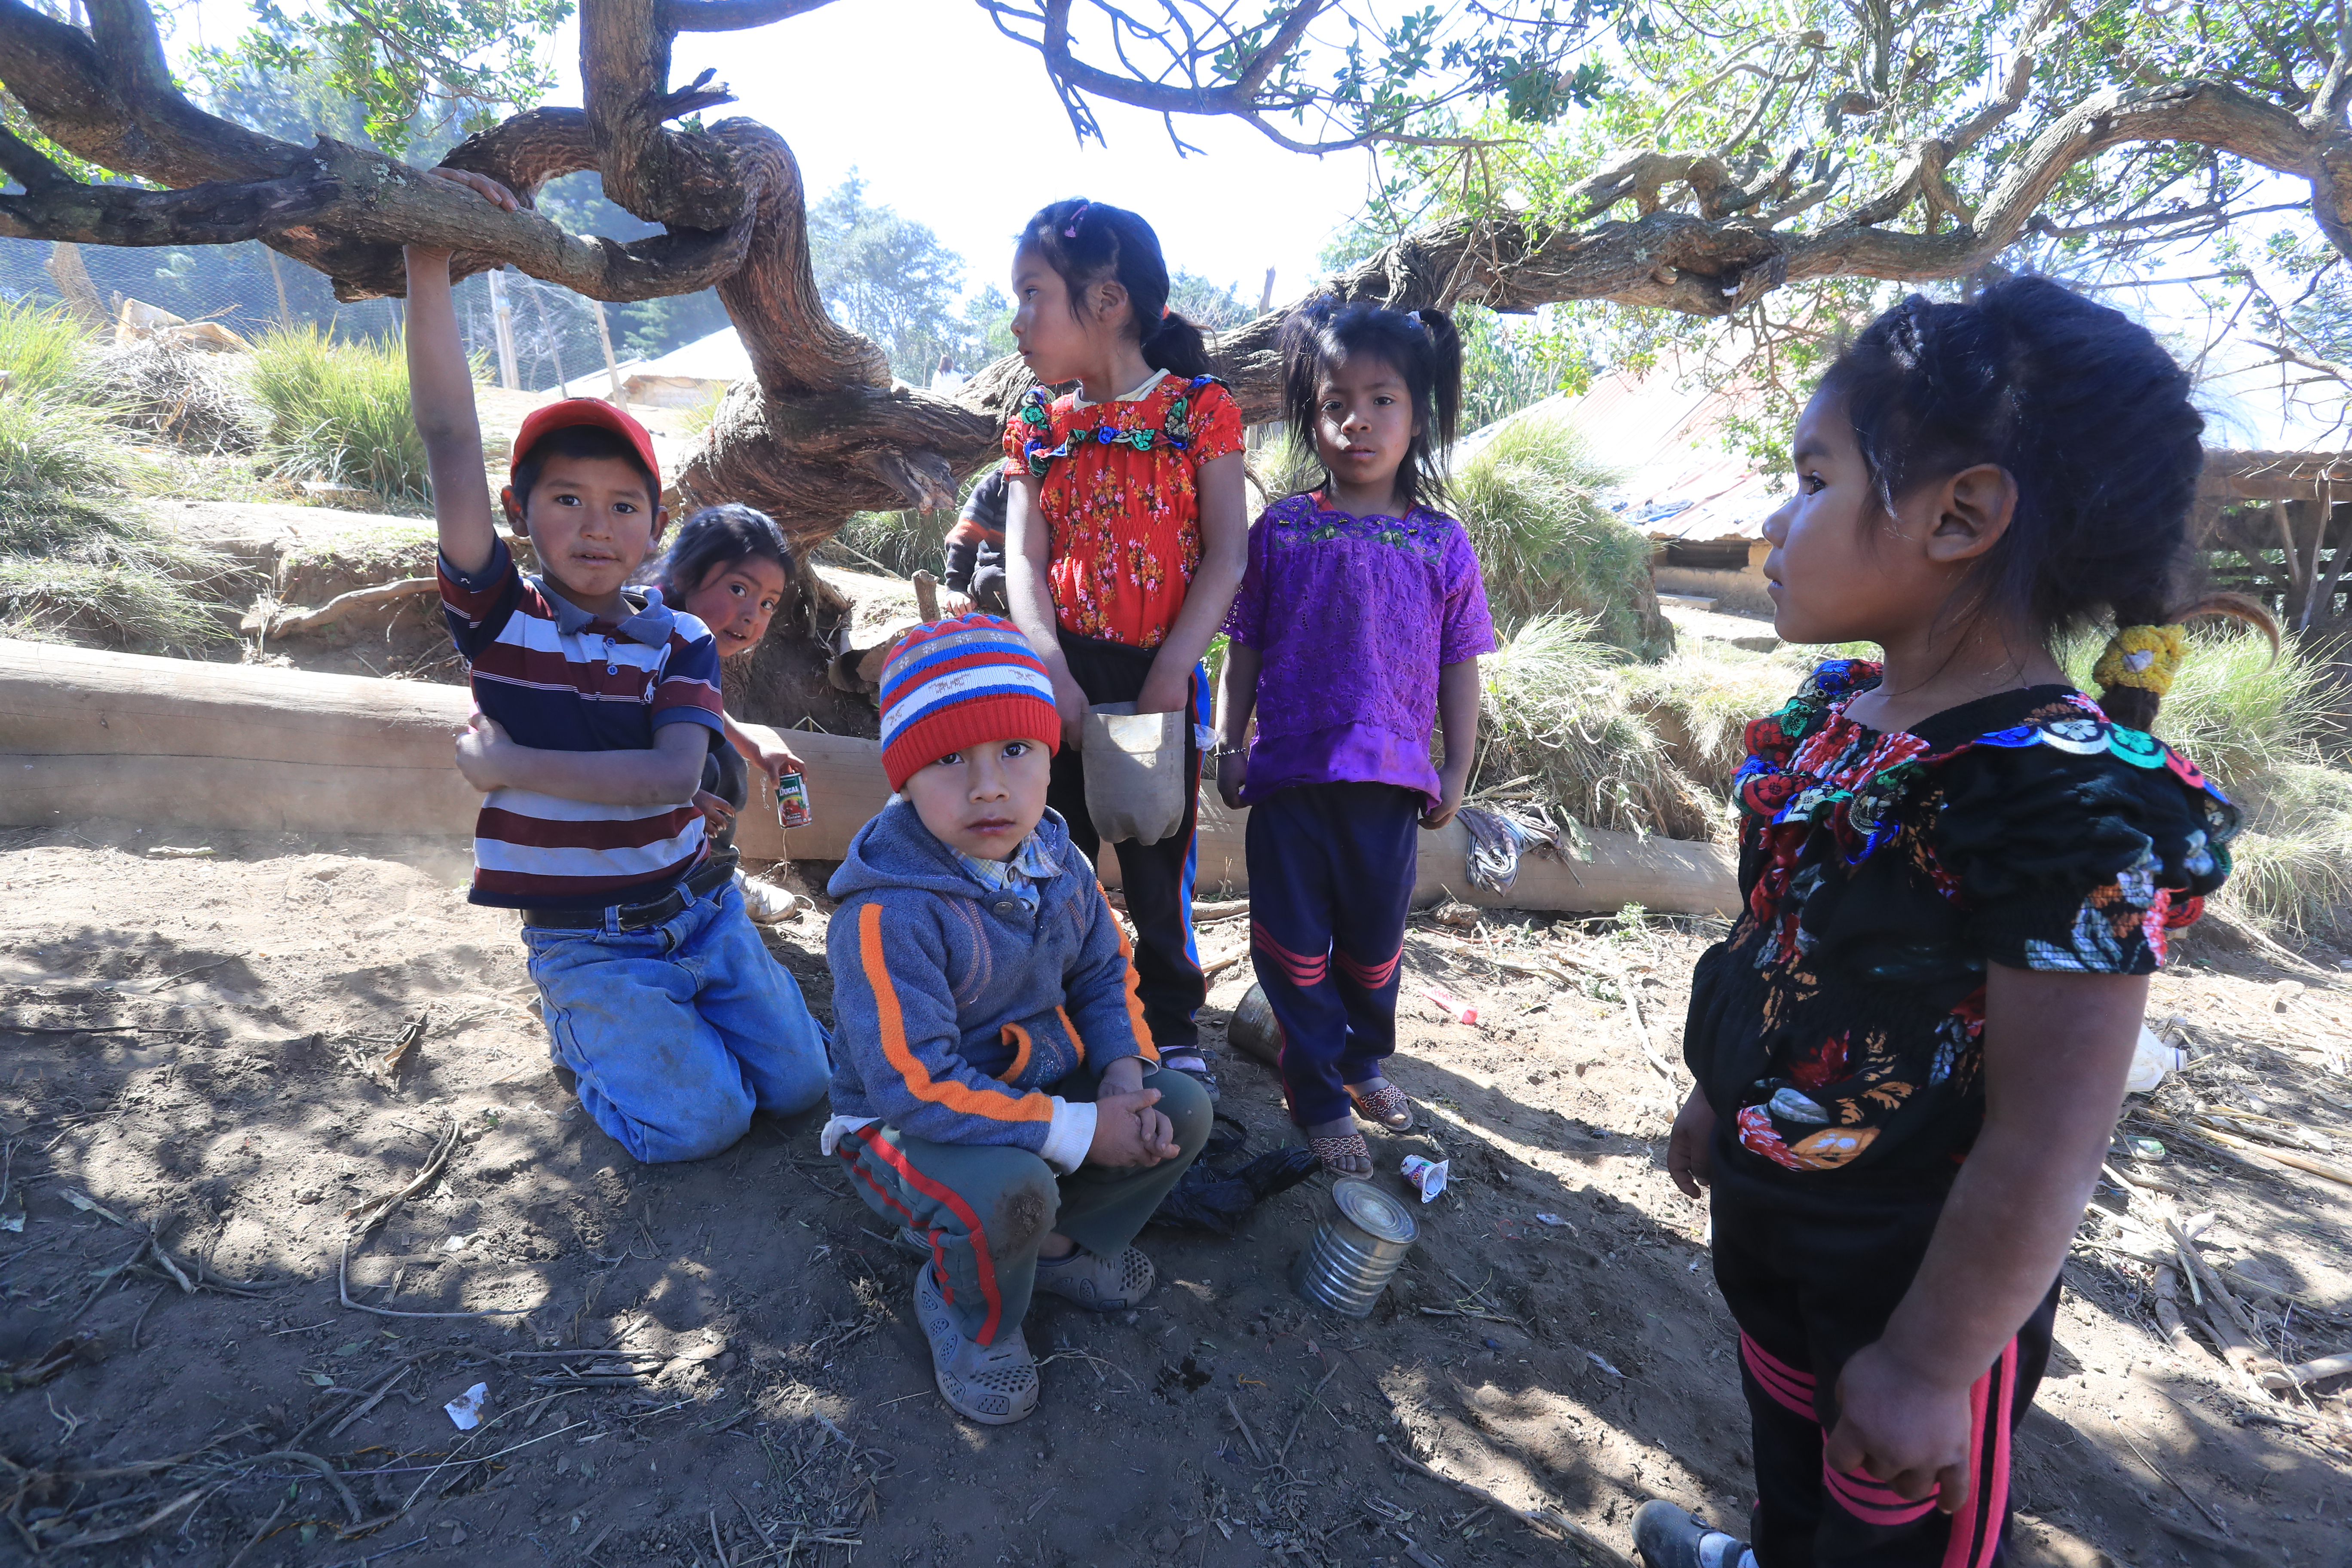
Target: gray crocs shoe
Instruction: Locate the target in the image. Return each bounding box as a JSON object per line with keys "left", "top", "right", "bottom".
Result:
{"left": 1632, "top": 1501, "right": 1750, "bottom": 1568}
{"left": 915, "top": 1262, "right": 1038, "bottom": 1425}
{"left": 1032, "top": 1244, "right": 1156, "bottom": 1311}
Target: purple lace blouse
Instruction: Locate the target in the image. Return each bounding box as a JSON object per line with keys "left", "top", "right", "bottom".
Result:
{"left": 1223, "top": 493, "right": 1495, "bottom": 807}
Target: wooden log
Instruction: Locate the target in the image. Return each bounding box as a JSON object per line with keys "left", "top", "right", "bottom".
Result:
{"left": 0, "top": 640, "right": 1740, "bottom": 913}
{"left": 245, "top": 576, "right": 439, "bottom": 639}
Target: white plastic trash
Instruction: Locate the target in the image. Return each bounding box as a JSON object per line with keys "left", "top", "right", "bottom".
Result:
{"left": 1400, "top": 1155, "right": 1449, "bottom": 1203}
{"left": 1082, "top": 702, "right": 1187, "bottom": 846}
{"left": 2125, "top": 1023, "right": 2182, "bottom": 1096}
{"left": 444, "top": 1382, "right": 489, "bottom": 1430}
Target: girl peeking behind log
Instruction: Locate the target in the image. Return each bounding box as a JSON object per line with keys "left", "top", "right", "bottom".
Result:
{"left": 652, "top": 504, "right": 803, "bottom": 832}
{"left": 1001, "top": 198, "right": 1247, "bottom": 1105}
{"left": 1210, "top": 301, "right": 1493, "bottom": 1179}
{"left": 1636, "top": 279, "right": 2268, "bottom": 1568}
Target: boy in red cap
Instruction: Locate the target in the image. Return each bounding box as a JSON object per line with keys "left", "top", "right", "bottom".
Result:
{"left": 823, "top": 614, "right": 1208, "bottom": 1424}
{"left": 403, "top": 170, "right": 829, "bottom": 1164}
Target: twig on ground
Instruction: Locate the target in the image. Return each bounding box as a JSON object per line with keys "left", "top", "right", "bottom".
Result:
{"left": 1379, "top": 1436, "right": 1634, "bottom": 1568}
{"left": 222, "top": 1497, "right": 288, "bottom": 1568}
{"left": 1274, "top": 1366, "right": 1340, "bottom": 1468}
{"left": 1225, "top": 1394, "right": 1267, "bottom": 1463}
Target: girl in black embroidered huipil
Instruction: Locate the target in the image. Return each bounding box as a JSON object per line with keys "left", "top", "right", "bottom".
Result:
{"left": 1632, "top": 280, "right": 2261, "bottom": 1568}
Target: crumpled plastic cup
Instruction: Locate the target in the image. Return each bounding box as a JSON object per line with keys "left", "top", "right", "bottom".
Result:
{"left": 1400, "top": 1155, "right": 1449, "bottom": 1203}
{"left": 444, "top": 1382, "right": 489, "bottom": 1430}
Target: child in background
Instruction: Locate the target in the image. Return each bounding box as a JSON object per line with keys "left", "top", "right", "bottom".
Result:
{"left": 1002, "top": 198, "right": 1248, "bottom": 1101}
{"left": 824, "top": 616, "right": 1209, "bottom": 1425}
{"left": 1637, "top": 279, "right": 2248, "bottom": 1568}
{"left": 655, "top": 502, "right": 817, "bottom": 921}
{"left": 1214, "top": 301, "right": 1493, "bottom": 1177}
{"left": 655, "top": 502, "right": 806, "bottom": 835}
{"left": 941, "top": 470, "right": 1011, "bottom": 616}
{"left": 405, "top": 170, "right": 830, "bottom": 1164}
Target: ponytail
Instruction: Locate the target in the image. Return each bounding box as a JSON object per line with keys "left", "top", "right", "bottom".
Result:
{"left": 1142, "top": 309, "right": 1213, "bottom": 378}
{"left": 1017, "top": 198, "right": 1213, "bottom": 375}
{"left": 2094, "top": 593, "right": 2278, "bottom": 731}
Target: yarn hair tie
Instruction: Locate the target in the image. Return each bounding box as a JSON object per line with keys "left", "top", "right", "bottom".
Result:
{"left": 2092, "top": 623, "right": 2188, "bottom": 700}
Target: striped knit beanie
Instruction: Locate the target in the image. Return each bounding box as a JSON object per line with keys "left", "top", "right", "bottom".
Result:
{"left": 877, "top": 614, "right": 1061, "bottom": 791}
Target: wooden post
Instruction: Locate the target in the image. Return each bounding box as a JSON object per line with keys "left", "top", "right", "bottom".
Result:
{"left": 486, "top": 269, "right": 520, "bottom": 390}
{"left": 44, "top": 242, "right": 107, "bottom": 331}
{"left": 525, "top": 275, "right": 570, "bottom": 396}
{"left": 2305, "top": 478, "right": 2346, "bottom": 634}
{"left": 591, "top": 298, "right": 625, "bottom": 402}
{"left": 264, "top": 246, "right": 294, "bottom": 326}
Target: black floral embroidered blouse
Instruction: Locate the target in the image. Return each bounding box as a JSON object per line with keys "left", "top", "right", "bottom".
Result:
{"left": 1681, "top": 659, "right": 2237, "bottom": 1183}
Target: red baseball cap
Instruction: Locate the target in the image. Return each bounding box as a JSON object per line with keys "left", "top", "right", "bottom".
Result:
{"left": 510, "top": 398, "right": 662, "bottom": 499}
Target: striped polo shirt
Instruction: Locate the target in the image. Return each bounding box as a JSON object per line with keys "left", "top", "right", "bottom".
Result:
{"left": 438, "top": 539, "right": 725, "bottom": 910}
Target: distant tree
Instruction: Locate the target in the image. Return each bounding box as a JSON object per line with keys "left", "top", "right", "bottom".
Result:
{"left": 959, "top": 285, "right": 1018, "bottom": 369}
{"left": 533, "top": 170, "right": 729, "bottom": 361}
{"left": 806, "top": 174, "right": 968, "bottom": 383}
{"left": 1168, "top": 270, "right": 1254, "bottom": 332}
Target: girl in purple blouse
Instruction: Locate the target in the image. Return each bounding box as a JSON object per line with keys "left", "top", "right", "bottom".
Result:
{"left": 1214, "top": 301, "right": 1496, "bottom": 1177}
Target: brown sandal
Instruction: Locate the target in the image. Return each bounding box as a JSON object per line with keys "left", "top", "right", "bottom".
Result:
{"left": 1310, "top": 1131, "right": 1373, "bottom": 1177}
{"left": 1348, "top": 1080, "right": 1415, "bottom": 1132}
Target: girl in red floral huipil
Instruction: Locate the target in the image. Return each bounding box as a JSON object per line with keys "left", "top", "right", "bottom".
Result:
{"left": 1000, "top": 199, "right": 1248, "bottom": 1099}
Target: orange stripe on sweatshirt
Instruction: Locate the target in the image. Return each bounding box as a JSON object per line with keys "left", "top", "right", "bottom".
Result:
{"left": 998, "top": 1020, "right": 1034, "bottom": 1083}
{"left": 860, "top": 903, "right": 1051, "bottom": 1123}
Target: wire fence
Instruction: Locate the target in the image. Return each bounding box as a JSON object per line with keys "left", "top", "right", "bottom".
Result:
{"left": 0, "top": 236, "right": 631, "bottom": 395}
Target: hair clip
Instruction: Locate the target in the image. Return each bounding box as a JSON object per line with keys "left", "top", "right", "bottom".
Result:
{"left": 1063, "top": 200, "right": 1090, "bottom": 238}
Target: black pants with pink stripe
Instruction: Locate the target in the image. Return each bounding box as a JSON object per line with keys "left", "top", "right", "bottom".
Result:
{"left": 1244, "top": 782, "right": 1421, "bottom": 1129}
{"left": 1710, "top": 1139, "right": 2059, "bottom": 1568}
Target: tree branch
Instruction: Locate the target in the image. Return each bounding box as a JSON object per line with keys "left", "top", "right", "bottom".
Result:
{"left": 580, "top": 0, "right": 743, "bottom": 231}
{"left": 660, "top": 0, "right": 844, "bottom": 28}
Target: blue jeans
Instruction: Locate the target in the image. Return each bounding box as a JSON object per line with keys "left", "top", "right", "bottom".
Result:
{"left": 523, "top": 880, "right": 831, "bottom": 1163}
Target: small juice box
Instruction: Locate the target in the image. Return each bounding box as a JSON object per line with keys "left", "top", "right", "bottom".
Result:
{"left": 776, "top": 769, "right": 813, "bottom": 830}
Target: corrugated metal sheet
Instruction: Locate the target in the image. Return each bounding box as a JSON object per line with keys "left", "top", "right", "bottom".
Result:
{"left": 1500, "top": 369, "right": 1789, "bottom": 544}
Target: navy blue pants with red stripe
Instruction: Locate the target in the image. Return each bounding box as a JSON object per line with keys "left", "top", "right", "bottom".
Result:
{"left": 1244, "top": 782, "right": 1421, "bottom": 1129}
{"left": 1711, "top": 1139, "right": 2059, "bottom": 1568}
{"left": 835, "top": 1064, "right": 1210, "bottom": 1345}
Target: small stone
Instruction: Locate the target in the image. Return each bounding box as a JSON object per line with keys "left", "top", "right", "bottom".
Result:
{"left": 1150, "top": 1527, "right": 1181, "bottom": 1555}
{"left": 294, "top": 1188, "right": 322, "bottom": 1204}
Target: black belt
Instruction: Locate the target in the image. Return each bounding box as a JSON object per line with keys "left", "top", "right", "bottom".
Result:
{"left": 520, "top": 851, "right": 738, "bottom": 931}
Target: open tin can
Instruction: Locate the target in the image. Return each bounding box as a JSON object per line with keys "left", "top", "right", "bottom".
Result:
{"left": 1295, "top": 1178, "right": 1417, "bottom": 1317}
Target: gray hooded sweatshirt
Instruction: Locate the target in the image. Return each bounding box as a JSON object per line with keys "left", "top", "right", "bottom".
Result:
{"left": 824, "top": 799, "right": 1154, "bottom": 1172}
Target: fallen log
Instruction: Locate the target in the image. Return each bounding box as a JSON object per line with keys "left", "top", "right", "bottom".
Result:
{"left": 0, "top": 640, "right": 1739, "bottom": 913}
{"left": 242, "top": 576, "right": 439, "bottom": 639}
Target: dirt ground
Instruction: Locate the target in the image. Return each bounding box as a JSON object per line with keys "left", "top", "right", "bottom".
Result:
{"left": 2, "top": 821, "right": 2348, "bottom": 1568}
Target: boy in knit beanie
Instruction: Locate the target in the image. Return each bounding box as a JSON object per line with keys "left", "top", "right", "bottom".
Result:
{"left": 822, "top": 615, "right": 1210, "bottom": 1424}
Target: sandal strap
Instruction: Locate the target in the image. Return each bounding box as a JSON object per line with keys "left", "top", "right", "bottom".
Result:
{"left": 1348, "top": 1081, "right": 1415, "bottom": 1130}
{"left": 1310, "top": 1132, "right": 1371, "bottom": 1175}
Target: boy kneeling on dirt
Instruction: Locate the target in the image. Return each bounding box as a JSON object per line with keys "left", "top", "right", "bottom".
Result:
{"left": 822, "top": 615, "right": 1208, "bottom": 1424}
{"left": 404, "top": 171, "right": 830, "bottom": 1164}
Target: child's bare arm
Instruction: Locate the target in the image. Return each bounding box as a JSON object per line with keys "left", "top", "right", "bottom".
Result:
{"left": 1138, "top": 450, "right": 1247, "bottom": 716}
{"left": 456, "top": 715, "right": 707, "bottom": 806}
{"left": 1004, "top": 472, "right": 1087, "bottom": 743}
{"left": 1824, "top": 964, "right": 2146, "bottom": 1511}
{"left": 1214, "top": 641, "right": 1260, "bottom": 810}
{"left": 1424, "top": 657, "right": 1480, "bottom": 828}
{"left": 723, "top": 711, "right": 805, "bottom": 784}
{"left": 404, "top": 170, "right": 521, "bottom": 577}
